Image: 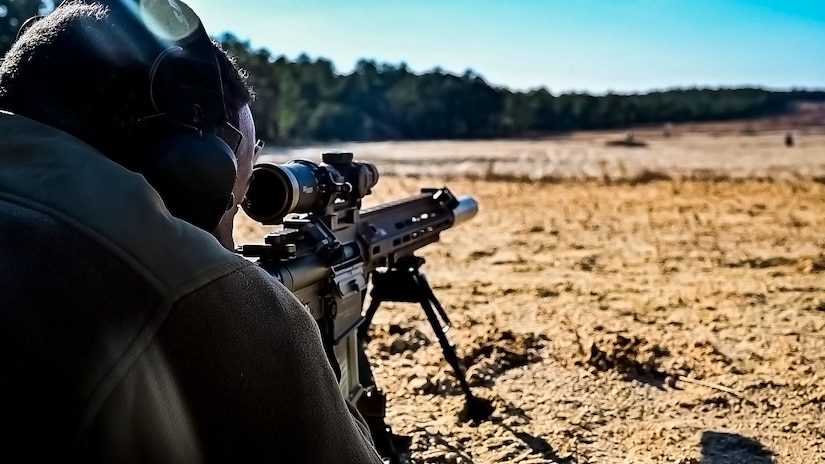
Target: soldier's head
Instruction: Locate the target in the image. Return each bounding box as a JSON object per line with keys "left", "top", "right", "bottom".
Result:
{"left": 0, "top": 0, "right": 257, "bottom": 245}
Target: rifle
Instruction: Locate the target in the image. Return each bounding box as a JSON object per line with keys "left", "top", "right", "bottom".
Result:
{"left": 238, "top": 151, "right": 493, "bottom": 463}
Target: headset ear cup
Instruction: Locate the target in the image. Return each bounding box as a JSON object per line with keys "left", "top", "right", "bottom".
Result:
{"left": 139, "top": 130, "right": 238, "bottom": 231}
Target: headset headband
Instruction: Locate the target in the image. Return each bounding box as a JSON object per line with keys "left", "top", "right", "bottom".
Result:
{"left": 138, "top": 0, "right": 228, "bottom": 129}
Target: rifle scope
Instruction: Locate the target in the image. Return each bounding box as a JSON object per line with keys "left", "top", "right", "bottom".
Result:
{"left": 242, "top": 152, "right": 379, "bottom": 224}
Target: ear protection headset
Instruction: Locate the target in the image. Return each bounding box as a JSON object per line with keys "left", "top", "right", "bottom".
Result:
{"left": 15, "top": 0, "right": 238, "bottom": 231}
{"left": 127, "top": 0, "right": 239, "bottom": 231}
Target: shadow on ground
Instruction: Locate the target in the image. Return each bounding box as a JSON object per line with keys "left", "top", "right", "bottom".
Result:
{"left": 701, "top": 431, "right": 774, "bottom": 464}
{"left": 506, "top": 425, "right": 577, "bottom": 464}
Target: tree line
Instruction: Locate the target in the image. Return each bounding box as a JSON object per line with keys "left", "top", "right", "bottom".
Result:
{"left": 221, "top": 34, "right": 825, "bottom": 145}
{"left": 1, "top": 2, "right": 823, "bottom": 145}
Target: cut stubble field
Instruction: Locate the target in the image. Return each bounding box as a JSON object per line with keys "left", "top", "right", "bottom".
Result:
{"left": 236, "top": 131, "right": 825, "bottom": 463}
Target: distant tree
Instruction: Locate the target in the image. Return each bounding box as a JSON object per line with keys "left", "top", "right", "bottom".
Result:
{"left": 216, "top": 37, "right": 825, "bottom": 145}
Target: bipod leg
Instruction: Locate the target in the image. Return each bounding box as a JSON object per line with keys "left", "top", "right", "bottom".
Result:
{"left": 416, "top": 272, "right": 453, "bottom": 328}
{"left": 410, "top": 272, "right": 494, "bottom": 422}
{"left": 359, "top": 293, "right": 383, "bottom": 341}
{"left": 356, "top": 294, "right": 413, "bottom": 463}
{"left": 355, "top": 344, "right": 412, "bottom": 464}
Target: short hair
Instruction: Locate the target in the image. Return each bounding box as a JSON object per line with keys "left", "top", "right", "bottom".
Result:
{"left": 0, "top": 1, "right": 253, "bottom": 162}
{"left": 212, "top": 40, "right": 255, "bottom": 146}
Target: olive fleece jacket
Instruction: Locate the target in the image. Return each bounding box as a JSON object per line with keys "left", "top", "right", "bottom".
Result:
{"left": 0, "top": 112, "right": 383, "bottom": 463}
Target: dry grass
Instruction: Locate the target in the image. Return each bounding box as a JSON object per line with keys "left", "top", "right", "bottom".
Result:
{"left": 258, "top": 131, "right": 825, "bottom": 185}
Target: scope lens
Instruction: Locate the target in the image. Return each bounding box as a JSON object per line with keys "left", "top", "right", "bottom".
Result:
{"left": 242, "top": 161, "right": 320, "bottom": 224}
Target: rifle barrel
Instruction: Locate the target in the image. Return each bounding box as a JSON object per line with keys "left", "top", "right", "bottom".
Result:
{"left": 453, "top": 195, "right": 479, "bottom": 226}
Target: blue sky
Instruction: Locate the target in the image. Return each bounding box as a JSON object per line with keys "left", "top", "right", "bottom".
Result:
{"left": 186, "top": 0, "right": 825, "bottom": 94}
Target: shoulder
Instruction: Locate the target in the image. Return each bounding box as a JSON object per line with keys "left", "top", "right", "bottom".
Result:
{"left": 0, "top": 112, "right": 250, "bottom": 300}
{"left": 178, "top": 264, "right": 317, "bottom": 334}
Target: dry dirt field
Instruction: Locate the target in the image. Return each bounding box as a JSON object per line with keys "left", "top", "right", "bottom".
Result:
{"left": 238, "top": 130, "right": 825, "bottom": 463}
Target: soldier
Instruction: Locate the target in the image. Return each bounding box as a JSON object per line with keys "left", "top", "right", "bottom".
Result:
{"left": 0, "top": 1, "right": 382, "bottom": 462}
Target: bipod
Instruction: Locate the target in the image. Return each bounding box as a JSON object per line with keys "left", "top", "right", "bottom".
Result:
{"left": 355, "top": 352, "right": 412, "bottom": 464}
{"left": 362, "top": 255, "right": 494, "bottom": 422}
